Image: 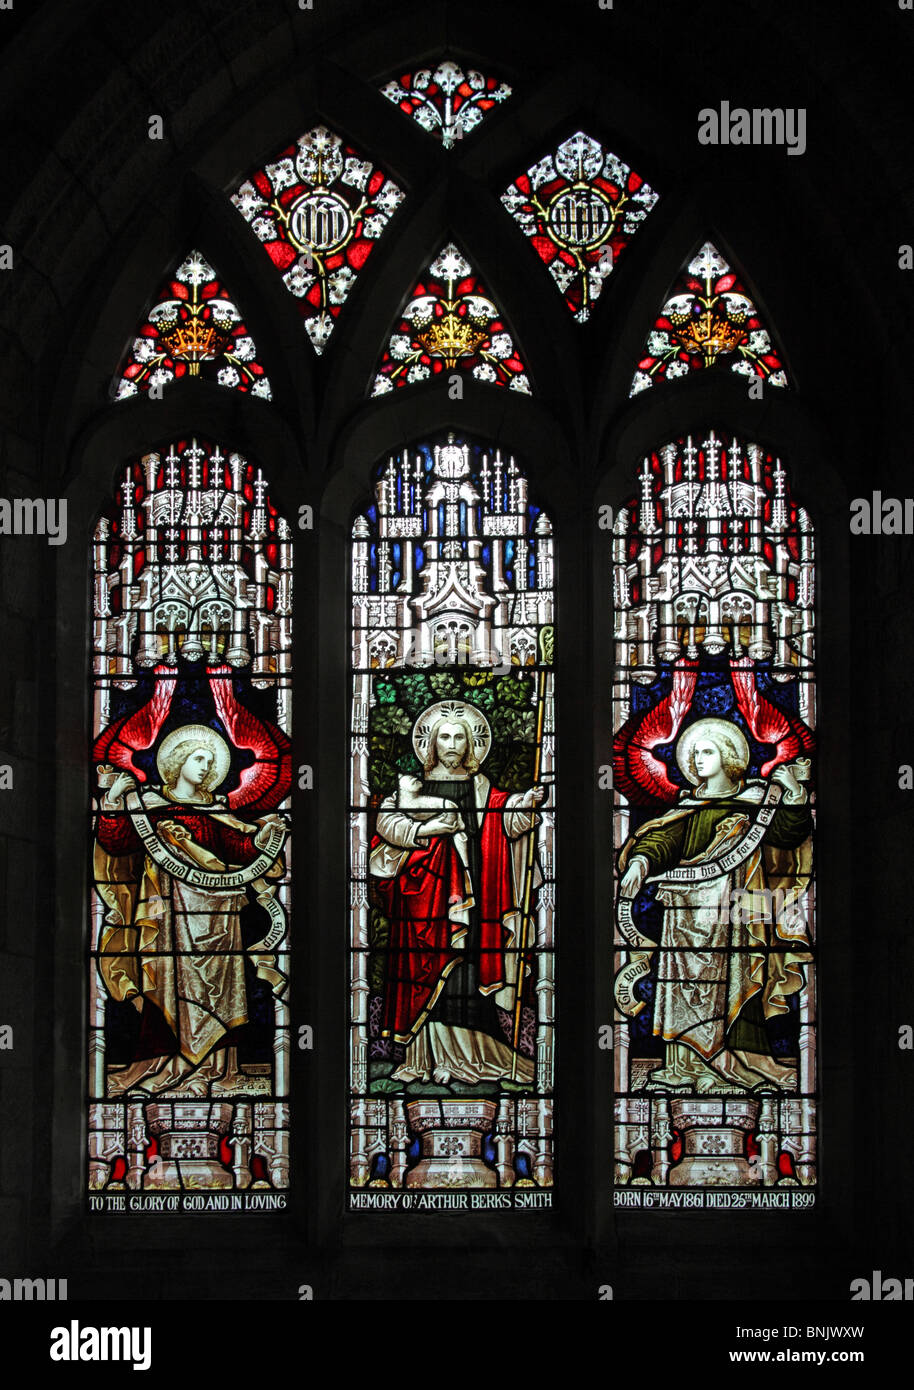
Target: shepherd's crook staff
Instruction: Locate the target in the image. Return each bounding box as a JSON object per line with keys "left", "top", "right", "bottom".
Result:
{"left": 510, "top": 627, "right": 552, "bottom": 1082}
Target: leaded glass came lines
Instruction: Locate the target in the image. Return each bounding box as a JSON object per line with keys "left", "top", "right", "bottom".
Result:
{"left": 349, "top": 437, "right": 555, "bottom": 1200}
{"left": 372, "top": 244, "right": 531, "bottom": 395}
{"left": 380, "top": 60, "right": 511, "bottom": 148}
{"left": 631, "top": 243, "right": 789, "bottom": 395}
{"left": 231, "top": 126, "right": 404, "bottom": 354}
{"left": 88, "top": 440, "right": 292, "bottom": 1203}
{"left": 114, "top": 251, "right": 271, "bottom": 400}
{"left": 611, "top": 432, "right": 816, "bottom": 1199}
{"left": 502, "top": 131, "right": 659, "bottom": 322}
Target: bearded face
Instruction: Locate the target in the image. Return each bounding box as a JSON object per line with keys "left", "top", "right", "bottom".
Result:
{"left": 421, "top": 712, "right": 482, "bottom": 778}
{"left": 434, "top": 721, "right": 469, "bottom": 770}
{"left": 421, "top": 717, "right": 482, "bottom": 779}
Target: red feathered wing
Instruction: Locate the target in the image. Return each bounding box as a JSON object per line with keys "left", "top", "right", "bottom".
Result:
{"left": 729, "top": 658, "right": 815, "bottom": 776}
{"left": 613, "top": 661, "right": 698, "bottom": 806}
{"left": 207, "top": 665, "right": 291, "bottom": 813}
{"left": 92, "top": 668, "right": 177, "bottom": 782}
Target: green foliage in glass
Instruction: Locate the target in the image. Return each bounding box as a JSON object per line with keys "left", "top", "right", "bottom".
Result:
{"left": 368, "top": 666, "right": 538, "bottom": 798}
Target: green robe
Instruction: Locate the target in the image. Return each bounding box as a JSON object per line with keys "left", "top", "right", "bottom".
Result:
{"left": 625, "top": 783, "right": 812, "bottom": 1058}
{"left": 628, "top": 794, "right": 812, "bottom": 876}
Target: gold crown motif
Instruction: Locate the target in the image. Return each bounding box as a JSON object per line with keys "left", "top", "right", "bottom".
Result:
{"left": 159, "top": 315, "right": 234, "bottom": 362}
{"left": 670, "top": 306, "right": 747, "bottom": 360}
{"left": 414, "top": 310, "right": 490, "bottom": 368}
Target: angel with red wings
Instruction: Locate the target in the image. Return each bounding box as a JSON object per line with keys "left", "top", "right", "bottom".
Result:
{"left": 92, "top": 667, "right": 291, "bottom": 1098}
{"left": 614, "top": 660, "right": 815, "bottom": 1094}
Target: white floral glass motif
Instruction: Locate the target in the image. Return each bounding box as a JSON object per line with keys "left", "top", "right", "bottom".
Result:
{"left": 380, "top": 60, "right": 511, "bottom": 149}
{"left": 231, "top": 126, "right": 404, "bottom": 354}
{"left": 372, "top": 244, "right": 531, "bottom": 395}
{"left": 114, "top": 250, "right": 272, "bottom": 400}
{"left": 630, "top": 242, "right": 789, "bottom": 395}
{"left": 502, "top": 131, "right": 659, "bottom": 322}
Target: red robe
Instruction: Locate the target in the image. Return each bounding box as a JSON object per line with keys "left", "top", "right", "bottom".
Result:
{"left": 376, "top": 786, "right": 518, "bottom": 1043}
{"left": 96, "top": 803, "right": 262, "bottom": 864}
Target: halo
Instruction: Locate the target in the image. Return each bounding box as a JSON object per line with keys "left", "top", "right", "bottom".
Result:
{"left": 156, "top": 725, "right": 232, "bottom": 792}
{"left": 675, "top": 718, "right": 750, "bottom": 786}
{"left": 412, "top": 700, "right": 492, "bottom": 768}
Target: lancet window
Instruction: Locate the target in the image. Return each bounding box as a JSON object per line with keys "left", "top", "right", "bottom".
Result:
{"left": 89, "top": 440, "right": 292, "bottom": 1206}
{"left": 612, "top": 432, "right": 816, "bottom": 1202}
{"left": 349, "top": 436, "right": 556, "bottom": 1202}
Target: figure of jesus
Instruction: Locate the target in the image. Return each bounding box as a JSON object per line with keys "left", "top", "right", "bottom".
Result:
{"left": 371, "top": 701, "right": 545, "bottom": 1088}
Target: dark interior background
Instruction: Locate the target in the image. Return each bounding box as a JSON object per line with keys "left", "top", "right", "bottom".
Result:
{"left": 0, "top": 0, "right": 910, "bottom": 1301}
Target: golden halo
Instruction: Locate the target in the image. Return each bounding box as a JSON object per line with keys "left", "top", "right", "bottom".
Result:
{"left": 156, "top": 725, "right": 232, "bottom": 793}
{"left": 412, "top": 700, "right": 492, "bottom": 768}
{"left": 675, "top": 718, "right": 750, "bottom": 787}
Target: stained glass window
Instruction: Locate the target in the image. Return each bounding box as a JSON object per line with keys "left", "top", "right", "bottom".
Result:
{"left": 231, "top": 125, "right": 404, "bottom": 354}
{"left": 380, "top": 60, "right": 511, "bottom": 148}
{"left": 350, "top": 436, "right": 555, "bottom": 1205}
{"left": 612, "top": 432, "right": 816, "bottom": 1207}
{"left": 630, "top": 243, "right": 789, "bottom": 395}
{"left": 371, "top": 244, "right": 531, "bottom": 395}
{"left": 502, "top": 131, "right": 659, "bottom": 322}
{"left": 88, "top": 439, "right": 293, "bottom": 1209}
{"left": 114, "top": 250, "right": 272, "bottom": 401}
